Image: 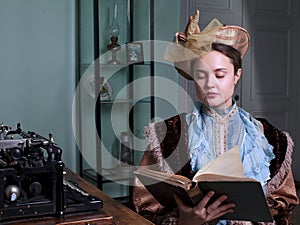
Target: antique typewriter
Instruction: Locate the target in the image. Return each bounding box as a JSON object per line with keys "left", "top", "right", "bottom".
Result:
{"left": 0, "top": 123, "right": 102, "bottom": 222}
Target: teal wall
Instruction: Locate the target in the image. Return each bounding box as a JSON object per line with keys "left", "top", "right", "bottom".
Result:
{"left": 0, "top": 0, "right": 77, "bottom": 171}
{"left": 154, "top": 0, "right": 181, "bottom": 119}
{"left": 0, "top": 0, "right": 181, "bottom": 172}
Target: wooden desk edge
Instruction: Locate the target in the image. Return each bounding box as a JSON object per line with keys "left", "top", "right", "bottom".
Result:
{"left": 1, "top": 209, "right": 113, "bottom": 225}
{"left": 65, "top": 168, "right": 154, "bottom": 225}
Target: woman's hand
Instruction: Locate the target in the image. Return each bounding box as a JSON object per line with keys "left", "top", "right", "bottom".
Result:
{"left": 174, "top": 191, "right": 235, "bottom": 225}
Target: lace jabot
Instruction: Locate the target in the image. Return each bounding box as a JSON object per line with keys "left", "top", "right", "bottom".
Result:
{"left": 186, "top": 103, "right": 274, "bottom": 188}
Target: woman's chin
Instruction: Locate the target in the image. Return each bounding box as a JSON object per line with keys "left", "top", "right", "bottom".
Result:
{"left": 206, "top": 101, "right": 225, "bottom": 109}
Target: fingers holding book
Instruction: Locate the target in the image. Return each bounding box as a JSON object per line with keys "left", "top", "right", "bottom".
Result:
{"left": 174, "top": 191, "right": 235, "bottom": 225}
{"left": 204, "top": 192, "right": 236, "bottom": 219}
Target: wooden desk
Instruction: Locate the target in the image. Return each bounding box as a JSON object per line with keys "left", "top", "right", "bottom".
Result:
{"left": 1, "top": 168, "right": 154, "bottom": 225}
{"left": 66, "top": 168, "right": 154, "bottom": 225}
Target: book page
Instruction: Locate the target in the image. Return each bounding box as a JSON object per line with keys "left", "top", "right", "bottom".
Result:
{"left": 134, "top": 168, "right": 192, "bottom": 189}
{"left": 193, "top": 146, "right": 245, "bottom": 182}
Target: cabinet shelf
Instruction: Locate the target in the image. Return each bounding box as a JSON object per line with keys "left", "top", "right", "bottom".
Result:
{"left": 100, "top": 62, "right": 152, "bottom": 67}
{"left": 100, "top": 99, "right": 151, "bottom": 104}
{"left": 82, "top": 168, "right": 134, "bottom": 184}
{"left": 81, "top": 168, "right": 132, "bottom": 204}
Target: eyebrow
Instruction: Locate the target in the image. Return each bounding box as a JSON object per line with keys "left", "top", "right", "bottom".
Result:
{"left": 194, "top": 69, "right": 208, "bottom": 73}
{"left": 214, "top": 68, "right": 227, "bottom": 72}
{"left": 194, "top": 68, "right": 227, "bottom": 73}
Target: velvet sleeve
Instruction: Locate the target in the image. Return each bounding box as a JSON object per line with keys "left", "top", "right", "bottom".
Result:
{"left": 132, "top": 150, "right": 165, "bottom": 214}
{"left": 265, "top": 130, "right": 299, "bottom": 223}
{"left": 132, "top": 149, "right": 178, "bottom": 224}
{"left": 266, "top": 164, "right": 299, "bottom": 223}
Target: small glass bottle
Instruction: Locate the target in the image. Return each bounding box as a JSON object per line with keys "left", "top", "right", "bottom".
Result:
{"left": 119, "top": 132, "right": 133, "bottom": 165}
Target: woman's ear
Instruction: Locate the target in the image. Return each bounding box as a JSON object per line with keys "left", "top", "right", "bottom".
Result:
{"left": 234, "top": 68, "right": 242, "bottom": 85}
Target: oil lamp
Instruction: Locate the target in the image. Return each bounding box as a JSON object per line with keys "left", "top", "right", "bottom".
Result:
{"left": 107, "top": 3, "right": 121, "bottom": 64}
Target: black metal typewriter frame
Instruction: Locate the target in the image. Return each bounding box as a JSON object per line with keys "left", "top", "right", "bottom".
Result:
{"left": 0, "top": 123, "right": 102, "bottom": 222}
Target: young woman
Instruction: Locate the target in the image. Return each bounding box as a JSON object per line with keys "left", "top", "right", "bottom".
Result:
{"left": 133, "top": 10, "right": 299, "bottom": 225}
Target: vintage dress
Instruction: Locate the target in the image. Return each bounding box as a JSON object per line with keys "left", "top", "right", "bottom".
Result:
{"left": 133, "top": 105, "right": 299, "bottom": 225}
{"left": 187, "top": 104, "right": 274, "bottom": 192}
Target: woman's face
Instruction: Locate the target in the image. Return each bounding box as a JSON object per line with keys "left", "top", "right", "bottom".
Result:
{"left": 193, "top": 50, "right": 242, "bottom": 109}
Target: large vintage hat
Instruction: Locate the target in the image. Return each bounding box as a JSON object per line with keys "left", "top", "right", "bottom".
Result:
{"left": 164, "top": 10, "right": 250, "bottom": 80}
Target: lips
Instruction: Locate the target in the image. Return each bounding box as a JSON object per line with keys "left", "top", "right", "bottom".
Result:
{"left": 206, "top": 92, "right": 218, "bottom": 98}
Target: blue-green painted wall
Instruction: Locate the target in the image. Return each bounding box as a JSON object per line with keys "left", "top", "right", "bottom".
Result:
{"left": 0, "top": 0, "right": 181, "bottom": 173}
{"left": 154, "top": 0, "right": 181, "bottom": 119}
{"left": 0, "top": 0, "right": 77, "bottom": 171}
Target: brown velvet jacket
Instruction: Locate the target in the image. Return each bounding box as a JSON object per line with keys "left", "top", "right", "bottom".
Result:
{"left": 133, "top": 114, "right": 299, "bottom": 225}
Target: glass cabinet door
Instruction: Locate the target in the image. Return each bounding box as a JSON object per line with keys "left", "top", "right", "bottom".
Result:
{"left": 76, "top": 0, "right": 153, "bottom": 202}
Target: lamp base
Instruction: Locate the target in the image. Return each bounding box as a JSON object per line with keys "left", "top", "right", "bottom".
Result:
{"left": 107, "top": 36, "right": 121, "bottom": 65}
{"left": 107, "top": 60, "right": 121, "bottom": 65}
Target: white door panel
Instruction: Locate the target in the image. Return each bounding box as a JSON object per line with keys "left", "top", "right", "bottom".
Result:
{"left": 242, "top": 0, "right": 296, "bottom": 131}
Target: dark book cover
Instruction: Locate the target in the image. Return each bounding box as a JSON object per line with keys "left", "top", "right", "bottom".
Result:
{"left": 135, "top": 169, "right": 273, "bottom": 222}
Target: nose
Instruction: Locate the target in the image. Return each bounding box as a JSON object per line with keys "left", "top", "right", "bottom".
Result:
{"left": 206, "top": 72, "right": 217, "bottom": 88}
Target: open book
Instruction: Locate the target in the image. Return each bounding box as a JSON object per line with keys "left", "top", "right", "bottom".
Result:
{"left": 134, "top": 146, "right": 273, "bottom": 222}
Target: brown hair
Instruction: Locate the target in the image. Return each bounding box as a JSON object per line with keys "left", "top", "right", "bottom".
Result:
{"left": 211, "top": 43, "right": 242, "bottom": 74}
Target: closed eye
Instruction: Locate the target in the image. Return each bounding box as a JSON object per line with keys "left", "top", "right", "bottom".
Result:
{"left": 194, "top": 70, "right": 208, "bottom": 80}
{"left": 215, "top": 69, "right": 227, "bottom": 78}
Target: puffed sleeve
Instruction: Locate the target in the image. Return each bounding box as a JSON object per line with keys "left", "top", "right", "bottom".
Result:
{"left": 132, "top": 149, "right": 165, "bottom": 215}
{"left": 266, "top": 163, "right": 299, "bottom": 223}
{"left": 265, "top": 131, "right": 299, "bottom": 223}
